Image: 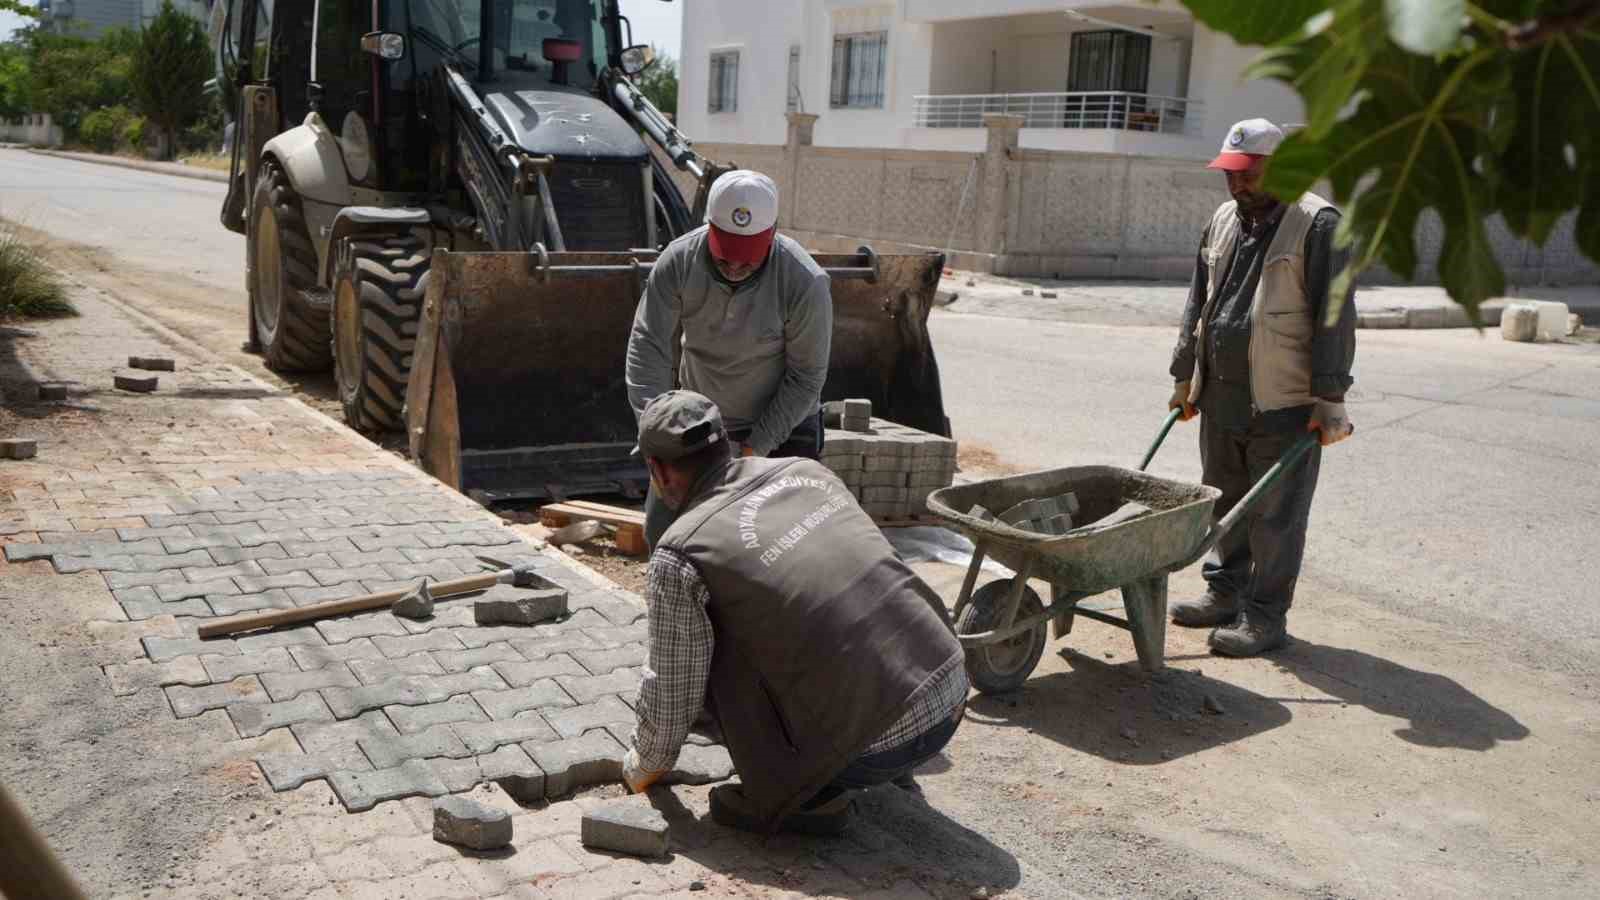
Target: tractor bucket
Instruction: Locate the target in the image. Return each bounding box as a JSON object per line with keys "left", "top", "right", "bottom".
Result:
{"left": 408, "top": 247, "right": 950, "bottom": 504}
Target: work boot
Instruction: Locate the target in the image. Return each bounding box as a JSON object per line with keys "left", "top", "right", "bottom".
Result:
{"left": 709, "top": 784, "right": 853, "bottom": 837}
{"left": 1170, "top": 591, "right": 1238, "bottom": 628}
{"left": 1207, "top": 608, "right": 1288, "bottom": 657}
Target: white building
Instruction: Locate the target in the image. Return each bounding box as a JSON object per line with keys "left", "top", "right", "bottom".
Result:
{"left": 677, "top": 0, "right": 1303, "bottom": 160}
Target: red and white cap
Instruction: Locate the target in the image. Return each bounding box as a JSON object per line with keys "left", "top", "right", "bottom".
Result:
{"left": 1208, "top": 118, "right": 1285, "bottom": 172}
{"left": 706, "top": 170, "right": 779, "bottom": 265}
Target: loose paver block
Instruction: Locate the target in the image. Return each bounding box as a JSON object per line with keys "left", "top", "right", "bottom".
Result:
{"left": 433, "top": 796, "right": 512, "bottom": 851}
{"left": 662, "top": 744, "right": 736, "bottom": 786}
{"left": 38, "top": 384, "right": 68, "bottom": 402}
{"left": 114, "top": 374, "right": 159, "bottom": 393}
{"left": 527, "top": 730, "right": 625, "bottom": 799}
{"left": 474, "top": 589, "right": 569, "bottom": 626}
{"left": 330, "top": 759, "right": 449, "bottom": 812}
{"left": 582, "top": 798, "right": 670, "bottom": 858}
{"left": 392, "top": 580, "right": 435, "bottom": 620}
{"left": 128, "top": 356, "right": 177, "bottom": 371}
{"left": 0, "top": 438, "right": 38, "bottom": 460}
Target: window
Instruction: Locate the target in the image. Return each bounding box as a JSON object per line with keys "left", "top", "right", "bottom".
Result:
{"left": 1067, "top": 30, "right": 1151, "bottom": 93}
{"left": 830, "top": 31, "right": 886, "bottom": 109}
{"left": 786, "top": 45, "right": 802, "bottom": 113}
{"left": 708, "top": 50, "right": 739, "bottom": 113}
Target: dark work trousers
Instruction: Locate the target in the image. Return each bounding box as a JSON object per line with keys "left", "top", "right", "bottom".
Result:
{"left": 1199, "top": 410, "right": 1323, "bottom": 624}
{"left": 643, "top": 410, "right": 825, "bottom": 551}
{"left": 806, "top": 702, "right": 963, "bottom": 809}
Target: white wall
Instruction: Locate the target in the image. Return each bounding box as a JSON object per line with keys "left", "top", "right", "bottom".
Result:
{"left": 1185, "top": 27, "right": 1302, "bottom": 153}
{"left": 677, "top": 0, "right": 807, "bottom": 145}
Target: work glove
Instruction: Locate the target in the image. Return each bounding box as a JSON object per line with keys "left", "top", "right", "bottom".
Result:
{"left": 622, "top": 747, "right": 666, "bottom": 794}
{"left": 1168, "top": 381, "right": 1197, "bottom": 422}
{"left": 1308, "top": 400, "right": 1355, "bottom": 446}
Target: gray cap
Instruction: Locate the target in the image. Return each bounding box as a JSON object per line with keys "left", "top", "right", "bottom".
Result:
{"left": 637, "top": 390, "right": 726, "bottom": 461}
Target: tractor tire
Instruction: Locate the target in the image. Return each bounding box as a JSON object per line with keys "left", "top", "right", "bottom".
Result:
{"left": 331, "top": 232, "right": 428, "bottom": 432}
{"left": 248, "top": 160, "right": 332, "bottom": 372}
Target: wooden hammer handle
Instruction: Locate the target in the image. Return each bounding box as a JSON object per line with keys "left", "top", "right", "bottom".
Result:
{"left": 196, "top": 571, "right": 501, "bottom": 639}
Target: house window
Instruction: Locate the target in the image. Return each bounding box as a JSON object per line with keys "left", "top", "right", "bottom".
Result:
{"left": 830, "top": 32, "right": 887, "bottom": 109}
{"left": 786, "top": 45, "right": 802, "bottom": 112}
{"left": 708, "top": 50, "right": 739, "bottom": 113}
{"left": 1068, "top": 30, "right": 1151, "bottom": 93}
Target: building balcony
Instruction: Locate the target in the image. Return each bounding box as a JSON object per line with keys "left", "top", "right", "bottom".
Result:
{"left": 912, "top": 91, "right": 1202, "bottom": 136}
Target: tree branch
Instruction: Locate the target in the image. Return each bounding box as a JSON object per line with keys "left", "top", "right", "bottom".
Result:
{"left": 1504, "top": 0, "right": 1600, "bottom": 50}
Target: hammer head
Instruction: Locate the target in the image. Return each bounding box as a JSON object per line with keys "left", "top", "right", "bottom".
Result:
{"left": 476, "top": 555, "right": 543, "bottom": 588}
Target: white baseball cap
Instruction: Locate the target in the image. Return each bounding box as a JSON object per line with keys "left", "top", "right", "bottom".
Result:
{"left": 706, "top": 170, "right": 779, "bottom": 265}
{"left": 1209, "top": 119, "right": 1285, "bottom": 171}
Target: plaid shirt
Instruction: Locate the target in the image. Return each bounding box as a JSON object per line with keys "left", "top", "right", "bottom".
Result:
{"left": 630, "top": 547, "right": 968, "bottom": 773}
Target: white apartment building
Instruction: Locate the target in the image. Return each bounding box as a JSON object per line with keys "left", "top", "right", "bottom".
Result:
{"left": 676, "top": 0, "right": 1303, "bottom": 159}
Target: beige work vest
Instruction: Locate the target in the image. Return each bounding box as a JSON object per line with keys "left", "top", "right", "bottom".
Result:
{"left": 1188, "top": 192, "right": 1336, "bottom": 413}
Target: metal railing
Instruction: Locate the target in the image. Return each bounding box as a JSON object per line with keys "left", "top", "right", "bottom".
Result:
{"left": 912, "top": 92, "right": 1203, "bottom": 135}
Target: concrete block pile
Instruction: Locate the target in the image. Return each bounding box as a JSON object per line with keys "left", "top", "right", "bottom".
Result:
{"left": 820, "top": 400, "right": 958, "bottom": 520}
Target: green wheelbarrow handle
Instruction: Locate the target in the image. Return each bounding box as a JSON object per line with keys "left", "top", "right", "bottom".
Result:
{"left": 1138, "top": 407, "right": 1186, "bottom": 472}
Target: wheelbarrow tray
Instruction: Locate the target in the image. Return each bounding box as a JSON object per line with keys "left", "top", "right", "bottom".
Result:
{"left": 927, "top": 466, "right": 1221, "bottom": 595}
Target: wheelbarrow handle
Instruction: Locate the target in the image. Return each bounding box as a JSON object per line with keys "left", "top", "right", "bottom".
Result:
{"left": 1167, "top": 432, "right": 1319, "bottom": 573}
{"left": 1138, "top": 407, "right": 1186, "bottom": 472}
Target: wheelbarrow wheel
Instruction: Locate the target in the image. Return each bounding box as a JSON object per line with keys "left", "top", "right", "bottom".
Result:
{"left": 955, "top": 580, "right": 1048, "bottom": 695}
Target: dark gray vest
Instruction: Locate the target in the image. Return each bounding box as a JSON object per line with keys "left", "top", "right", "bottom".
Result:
{"left": 659, "top": 457, "right": 962, "bottom": 830}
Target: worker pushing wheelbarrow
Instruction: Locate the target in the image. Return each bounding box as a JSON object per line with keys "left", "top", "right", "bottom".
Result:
{"left": 925, "top": 409, "right": 1319, "bottom": 693}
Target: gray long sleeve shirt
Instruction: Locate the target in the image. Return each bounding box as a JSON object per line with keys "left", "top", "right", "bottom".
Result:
{"left": 626, "top": 227, "right": 833, "bottom": 456}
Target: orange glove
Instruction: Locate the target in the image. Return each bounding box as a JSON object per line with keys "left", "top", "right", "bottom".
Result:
{"left": 1308, "top": 400, "right": 1354, "bottom": 446}
{"left": 1168, "top": 381, "right": 1197, "bottom": 422}
{"left": 622, "top": 747, "right": 666, "bottom": 794}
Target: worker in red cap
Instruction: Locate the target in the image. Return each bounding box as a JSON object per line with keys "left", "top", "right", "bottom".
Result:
{"left": 627, "top": 170, "right": 833, "bottom": 549}
{"left": 1165, "top": 118, "right": 1358, "bottom": 657}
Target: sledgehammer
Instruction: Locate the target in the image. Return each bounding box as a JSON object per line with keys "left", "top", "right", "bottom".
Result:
{"left": 197, "top": 556, "right": 545, "bottom": 639}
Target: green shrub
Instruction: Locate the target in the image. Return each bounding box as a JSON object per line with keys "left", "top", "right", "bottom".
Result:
{"left": 0, "top": 229, "right": 74, "bottom": 319}
{"left": 123, "top": 115, "right": 146, "bottom": 153}
{"left": 79, "top": 105, "right": 131, "bottom": 153}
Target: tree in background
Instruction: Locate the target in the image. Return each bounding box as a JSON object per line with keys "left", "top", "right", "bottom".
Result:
{"left": 635, "top": 45, "right": 678, "bottom": 119}
{"left": 129, "top": 0, "right": 210, "bottom": 160}
{"left": 1180, "top": 0, "right": 1600, "bottom": 320}
{"left": 11, "top": 26, "right": 136, "bottom": 139}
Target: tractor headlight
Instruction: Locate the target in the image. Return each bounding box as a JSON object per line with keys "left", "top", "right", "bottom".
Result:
{"left": 341, "top": 111, "right": 373, "bottom": 184}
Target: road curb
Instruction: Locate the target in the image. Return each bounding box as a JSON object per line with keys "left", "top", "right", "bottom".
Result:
{"left": 1356, "top": 301, "right": 1505, "bottom": 330}
{"left": 26, "top": 148, "right": 230, "bottom": 184}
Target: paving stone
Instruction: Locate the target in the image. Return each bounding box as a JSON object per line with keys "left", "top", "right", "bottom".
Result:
{"left": 289, "top": 584, "right": 361, "bottom": 606}
{"left": 557, "top": 670, "right": 641, "bottom": 705}
{"left": 473, "top": 678, "right": 575, "bottom": 721}
{"left": 433, "top": 668, "right": 508, "bottom": 698}
{"left": 156, "top": 579, "right": 240, "bottom": 602}
{"left": 360, "top": 723, "right": 471, "bottom": 769}
{"left": 128, "top": 356, "right": 177, "bottom": 371}
{"left": 316, "top": 613, "right": 408, "bottom": 645}
{"left": 206, "top": 588, "right": 297, "bottom": 617}
{"left": 491, "top": 653, "right": 588, "bottom": 688}
{"left": 255, "top": 553, "right": 337, "bottom": 576}
{"left": 167, "top": 676, "right": 267, "bottom": 718}
{"left": 103, "top": 568, "right": 186, "bottom": 590}
{"left": 330, "top": 760, "right": 449, "bottom": 812}
{"left": 391, "top": 580, "right": 435, "bottom": 620}
{"left": 419, "top": 530, "right": 518, "bottom": 549}
{"left": 145, "top": 634, "right": 238, "bottom": 662}
{"left": 333, "top": 547, "right": 411, "bottom": 567}
{"left": 373, "top": 630, "right": 464, "bottom": 658}
{"left": 281, "top": 537, "right": 357, "bottom": 558}
{"left": 385, "top": 695, "right": 488, "bottom": 734}
{"left": 506, "top": 633, "right": 601, "bottom": 660}
{"left": 542, "top": 695, "right": 634, "bottom": 740}
{"left": 147, "top": 512, "right": 221, "bottom": 529}
{"left": 229, "top": 692, "right": 335, "bottom": 738}
{"left": 161, "top": 534, "right": 240, "bottom": 555}
{"left": 235, "top": 628, "right": 327, "bottom": 654}
{"left": 260, "top": 664, "right": 361, "bottom": 701}
{"left": 286, "top": 638, "right": 382, "bottom": 673}
{"left": 574, "top": 644, "right": 646, "bottom": 676}
{"left": 181, "top": 560, "right": 266, "bottom": 583}
{"left": 235, "top": 572, "right": 320, "bottom": 593}
{"left": 424, "top": 756, "right": 485, "bottom": 794}
{"left": 572, "top": 591, "right": 646, "bottom": 627}
{"left": 398, "top": 604, "right": 476, "bottom": 634}
{"left": 114, "top": 525, "right": 193, "bottom": 542}
{"left": 238, "top": 528, "right": 311, "bottom": 548}
{"left": 660, "top": 744, "right": 736, "bottom": 786}
{"left": 114, "top": 373, "right": 159, "bottom": 392}
{"left": 401, "top": 547, "right": 481, "bottom": 565}
{"left": 455, "top": 625, "right": 547, "bottom": 649}
{"left": 206, "top": 543, "right": 289, "bottom": 566}
{"left": 116, "top": 588, "right": 212, "bottom": 621}
{"left": 256, "top": 743, "right": 372, "bottom": 792}
{"left": 526, "top": 730, "right": 625, "bottom": 799}
{"left": 350, "top": 652, "right": 446, "bottom": 684}
{"left": 201, "top": 647, "right": 298, "bottom": 683}
{"left": 105, "top": 656, "right": 209, "bottom": 696}
{"left": 451, "top": 712, "right": 559, "bottom": 754}
{"left": 294, "top": 710, "right": 399, "bottom": 753}
{"left": 309, "top": 564, "right": 391, "bottom": 587}
{"left": 432, "top": 643, "right": 523, "bottom": 673}
{"left": 476, "top": 745, "right": 546, "bottom": 801}
{"left": 433, "top": 796, "right": 512, "bottom": 850}
{"left": 475, "top": 590, "right": 569, "bottom": 627}
{"left": 383, "top": 561, "right": 469, "bottom": 583}
{"left": 322, "top": 675, "right": 444, "bottom": 720}
{"left": 582, "top": 798, "right": 670, "bottom": 858}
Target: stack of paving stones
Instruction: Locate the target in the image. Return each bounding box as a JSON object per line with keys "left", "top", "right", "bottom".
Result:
{"left": 2, "top": 467, "right": 733, "bottom": 813}
{"left": 820, "top": 417, "right": 959, "bottom": 521}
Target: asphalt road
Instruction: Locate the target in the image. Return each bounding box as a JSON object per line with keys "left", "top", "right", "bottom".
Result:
{"left": 5, "top": 146, "right": 1599, "bottom": 675}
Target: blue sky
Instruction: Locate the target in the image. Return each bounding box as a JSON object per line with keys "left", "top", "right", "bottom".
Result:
{"left": 3, "top": 2, "right": 682, "bottom": 58}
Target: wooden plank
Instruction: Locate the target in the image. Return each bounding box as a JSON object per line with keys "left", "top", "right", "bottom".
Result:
{"left": 541, "top": 502, "right": 644, "bottom": 529}
{"left": 613, "top": 527, "right": 648, "bottom": 557}
{"left": 562, "top": 500, "right": 646, "bottom": 524}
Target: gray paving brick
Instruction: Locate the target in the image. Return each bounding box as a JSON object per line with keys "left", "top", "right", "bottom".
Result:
{"left": 258, "top": 553, "right": 337, "bottom": 576}
{"left": 201, "top": 647, "right": 297, "bottom": 683}
{"left": 234, "top": 572, "right": 319, "bottom": 593}
{"left": 206, "top": 543, "right": 289, "bottom": 566}
{"left": 505, "top": 632, "right": 600, "bottom": 660}
{"left": 434, "top": 668, "right": 508, "bottom": 698}
{"left": 574, "top": 644, "right": 646, "bottom": 675}
{"left": 432, "top": 643, "right": 524, "bottom": 673}
{"left": 181, "top": 560, "right": 265, "bottom": 583}
{"left": 359, "top": 723, "right": 470, "bottom": 769}
{"left": 426, "top": 756, "right": 486, "bottom": 795}
{"left": 571, "top": 591, "right": 646, "bottom": 627}
{"left": 293, "top": 710, "right": 399, "bottom": 752}
{"left": 161, "top": 534, "right": 240, "bottom": 555}
{"left": 167, "top": 676, "right": 267, "bottom": 718}
{"left": 145, "top": 634, "right": 238, "bottom": 663}
{"left": 50, "top": 552, "right": 136, "bottom": 574}
{"left": 156, "top": 579, "right": 240, "bottom": 602}
{"left": 315, "top": 613, "right": 408, "bottom": 645}
{"left": 452, "top": 712, "right": 559, "bottom": 755}
{"left": 330, "top": 759, "right": 448, "bottom": 812}
{"left": 289, "top": 638, "right": 383, "bottom": 671}
{"left": 302, "top": 525, "right": 382, "bottom": 543}
{"left": 210, "top": 510, "right": 284, "bottom": 525}
{"left": 419, "top": 531, "right": 519, "bottom": 549}
{"left": 308, "top": 565, "right": 388, "bottom": 587}
{"left": 280, "top": 537, "right": 357, "bottom": 558}
{"left": 359, "top": 579, "right": 420, "bottom": 596}
{"left": 191, "top": 522, "right": 268, "bottom": 543}
{"left": 659, "top": 743, "right": 736, "bottom": 787}
{"left": 238, "top": 528, "right": 310, "bottom": 548}
{"left": 454, "top": 626, "right": 546, "bottom": 650}
{"left": 333, "top": 547, "right": 410, "bottom": 567}
{"left": 137, "top": 549, "right": 222, "bottom": 572}
{"left": 229, "top": 692, "right": 334, "bottom": 738}
{"left": 257, "top": 743, "right": 371, "bottom": 791}
{"left": 381, "top": 562, "right": 467, "bottom": 583}
{"left": 116, "top": 526, "right": 194, "bottom": 542}
{"left": 148, "top": 512, "right": 221, "bottom": 528}
{"left": 526, "top": 730, "right": 624, "bottom": 799}
{"left": 235, "top": 628, "right": 326, "bottom": 654}
{"left": 398, "top": 604, "right": 476, "bottom": 634}
{"left": 61, "top": 538, "right": 168, "bottom": 557}
{"left": 475, "top": 745, "right": 545, "bottom": 800}
{"left": 557, "top": 669, "right": 641, "bottom": 705}
{"left": 542, "top": 695, "right": 634, "bottom": 739}
{"left": 400, "top": 547, "right": 480, "bottom": 565}
{"left": 105, "top": 657, "right": 209, "bottom": 696}
{"left": 349, "top": 651, "right": 445, "bottom": 684}
{"left": 260, "top": 664, "right": 360, "bottom": 701}
{"left": 491, "top": 653, "right": 588, "bottom": 687}
{"left": 373, "top": 630, "right": 464, "bottom": 658}
{"left": 474, "top": 680, "right": 575, "bottom": 721}
{"left": 557, "top": 609, "right": 612, "bottom": 631}
{"left": 104, "top": 568, "right": 189, "bottom": 590}
{"left": 322, "top": 675, "right": 444, "bottom": 719}
{"left": 206, "top": 588, "right": 296, "bottom": 617}
{"left": 115, "top": 587, "right": 211, "bottom": 621}
{"left": 384, "top": 695, "right": 488, "bottom": 734}
{"left": 288, "top": 584, "right": 359, "bottom": 606}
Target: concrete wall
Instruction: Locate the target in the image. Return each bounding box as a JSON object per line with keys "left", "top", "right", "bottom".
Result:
{"left": 47, "top": 0, "right": 142, "bottom": 37}
{"left": 0, "top": 114, "right": 65, "bottom": 147}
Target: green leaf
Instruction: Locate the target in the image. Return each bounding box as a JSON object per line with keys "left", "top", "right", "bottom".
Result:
{"left": 1497, "top": 29, "right": 1600, "bottom": 246}
{"left": 1246, "top": 0, "right": 1388, "bottom": 139}
{"left": 1385, "top": 0, "right": 1466, "bottom": 55}
{"left": 1176, "top": 0, "right": 1332, "bottom": 47}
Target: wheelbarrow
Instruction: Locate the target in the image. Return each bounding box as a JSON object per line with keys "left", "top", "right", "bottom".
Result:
{"left": 925, "top": 409, "right": 1318, "bottom": 692}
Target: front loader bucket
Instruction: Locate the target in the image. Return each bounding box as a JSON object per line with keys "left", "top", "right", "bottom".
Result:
{"left": 408, "top": 247, "right": 950, "bottom": 504}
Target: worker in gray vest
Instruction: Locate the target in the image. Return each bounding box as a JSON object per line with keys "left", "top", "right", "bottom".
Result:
{"left": 619, "top": 391, "right": 968, "bottom": 835}
{"left": 1166, "top": 118, "right": 1357, "bottom": 658}
{"left": 626, "top": 170, "right": 833, "bottom": 551}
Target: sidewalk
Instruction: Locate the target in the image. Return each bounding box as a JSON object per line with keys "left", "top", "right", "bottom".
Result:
{"left": 27, "top": 147, "right": 231, "bottom": 184}
{"left": 0, "top": 283, "right": 982, "bottom": 898}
